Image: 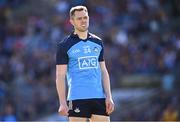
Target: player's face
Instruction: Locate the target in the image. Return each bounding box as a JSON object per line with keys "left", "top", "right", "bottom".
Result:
{"left": 70, "top": 10, "right": 89, "bottom": 32}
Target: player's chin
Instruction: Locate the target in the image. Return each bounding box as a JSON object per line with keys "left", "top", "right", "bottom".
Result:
{"left": 79, "top": 27, "right": 88, "bottom": 32}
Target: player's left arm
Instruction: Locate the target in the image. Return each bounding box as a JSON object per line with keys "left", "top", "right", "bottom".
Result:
{"left": 100, "top": 61, "right": 115, "bottom": 115}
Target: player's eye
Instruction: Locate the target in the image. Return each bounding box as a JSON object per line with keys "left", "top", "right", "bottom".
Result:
{"left": 83, "top": 16, "right": 87, "bottom": 19}
{"left": 77, "top": 17, "right": 82, "bottom": 20}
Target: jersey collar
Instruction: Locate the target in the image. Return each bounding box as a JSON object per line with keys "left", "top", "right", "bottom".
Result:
{"left": 70, "top": 31, "right": 92, "bottom": 41}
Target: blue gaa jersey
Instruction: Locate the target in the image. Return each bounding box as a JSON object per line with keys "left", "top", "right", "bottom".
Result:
{"left": 56, "top": 32, "right": 105, "bottom": 100}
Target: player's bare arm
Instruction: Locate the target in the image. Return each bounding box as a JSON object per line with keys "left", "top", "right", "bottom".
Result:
{"left": 100, "top": 61, "right": 115, "bottom": 115}
{"left": 56, "top": 64, "right": 69, "bottom": 116}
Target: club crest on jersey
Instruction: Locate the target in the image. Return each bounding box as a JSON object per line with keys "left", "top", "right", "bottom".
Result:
{"left": 93, "top": 47, "right": 99, "bottom": 53}
{"left": 74, "top": 107, "right": 80, "bottom": 113}
{"left": 78, "top": 56, "right": 98, "bottom": 69}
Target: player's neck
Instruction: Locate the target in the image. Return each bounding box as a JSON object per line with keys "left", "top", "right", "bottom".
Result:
{"left": 74, "top": 30, "right": 88, "bottom": 40}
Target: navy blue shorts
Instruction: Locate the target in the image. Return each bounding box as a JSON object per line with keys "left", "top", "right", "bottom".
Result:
{"left": 68, "top": 98, "right": 108, "bottom": 118}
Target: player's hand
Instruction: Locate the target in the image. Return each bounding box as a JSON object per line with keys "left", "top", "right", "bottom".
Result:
{"left": 105, "top": 97, "right": 114, "bottom": 115}
{"left": 58, "top": 103, "right": 69, "bottom": 116}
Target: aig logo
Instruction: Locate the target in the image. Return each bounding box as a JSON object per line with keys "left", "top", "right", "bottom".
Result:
{"left": 78, "top": 56, "right": 98, "bottom": 69}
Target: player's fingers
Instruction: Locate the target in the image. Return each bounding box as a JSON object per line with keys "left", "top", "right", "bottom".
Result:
{"left": 107, "top": 103, "right": 114, "bottom": 114}
{"left": 64, "top": 109, "right": 69, "bottom": 116}
{"left": 105, "top": 101, "right": 110, "bottom": 113}
{"left": 106, "top": 102, "right": 112, "bottom": 114}
{"left": 58, "top": 107, "right": 69, "bottom": 116}
{"left": 60, "top": 110, "right": 68, "bottom": 116}
{"left": 59, "top": 109, "right": 69, "bottom": 116}
{"left": 107, "top": 104, "right": 112, "bottom": 114}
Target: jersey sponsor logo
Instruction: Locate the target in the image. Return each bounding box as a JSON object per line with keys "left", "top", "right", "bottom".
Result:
{"left": 78, "top": 56, "right": 98, "bottom": 69}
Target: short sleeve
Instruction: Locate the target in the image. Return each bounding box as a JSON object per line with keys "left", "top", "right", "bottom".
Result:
{"left": 98, "top": 41, "right": 104, "bottom": 62}
{"left": 56, "top": 43, "right": 68, "bottom": 64}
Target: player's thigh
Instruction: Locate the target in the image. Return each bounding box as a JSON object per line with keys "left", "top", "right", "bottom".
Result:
{"left": 69, "top": 117, "right": 88, "bottom": 122}
{"left": 90, "top": 114, "right": 110, "bottom": 122}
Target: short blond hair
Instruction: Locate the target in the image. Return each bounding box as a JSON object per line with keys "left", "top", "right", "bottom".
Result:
{"left": 69, "top": 6, "right": 88, "bottom": 18}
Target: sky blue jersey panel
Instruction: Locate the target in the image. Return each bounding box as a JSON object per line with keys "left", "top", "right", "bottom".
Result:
{"left": 67, "top": 40, "right": 105, "bottom": 100}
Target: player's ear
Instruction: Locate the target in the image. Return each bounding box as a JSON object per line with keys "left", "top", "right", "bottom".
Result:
{"left": 70, "top": 19, "right": 74, "bottom": 26}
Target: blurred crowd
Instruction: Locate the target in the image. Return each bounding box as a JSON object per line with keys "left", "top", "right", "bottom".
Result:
{"left": 0, "top": 0, "right": 180, "bottom": 121}
{"left": 112, "top": 90, "right": 180, "bottom": 121}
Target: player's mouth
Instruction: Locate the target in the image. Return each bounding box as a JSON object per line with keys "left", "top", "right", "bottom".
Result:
{"left": 81, "top": 24, "right": 86, "bottom": 27}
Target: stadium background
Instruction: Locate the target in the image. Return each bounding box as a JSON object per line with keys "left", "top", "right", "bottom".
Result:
{"left": 0, "top": 0, "right": 180, "bottom": 121}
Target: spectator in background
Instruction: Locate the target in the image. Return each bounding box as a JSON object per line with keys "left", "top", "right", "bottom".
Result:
{"left": 162, "top": 69, "right": 175, "bottom": 92}
{"left": 2, "top": 104, "right": 17, "bottom": 122}
{"left": 161, "top": 103, "right": 179, "bottom": 121}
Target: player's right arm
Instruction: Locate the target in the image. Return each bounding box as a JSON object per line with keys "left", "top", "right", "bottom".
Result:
{"left": 56, "top": 40, "right": 69, "bottom": 116}
{"left": 56, "top": 64, "right": 69, "bottom": 116}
